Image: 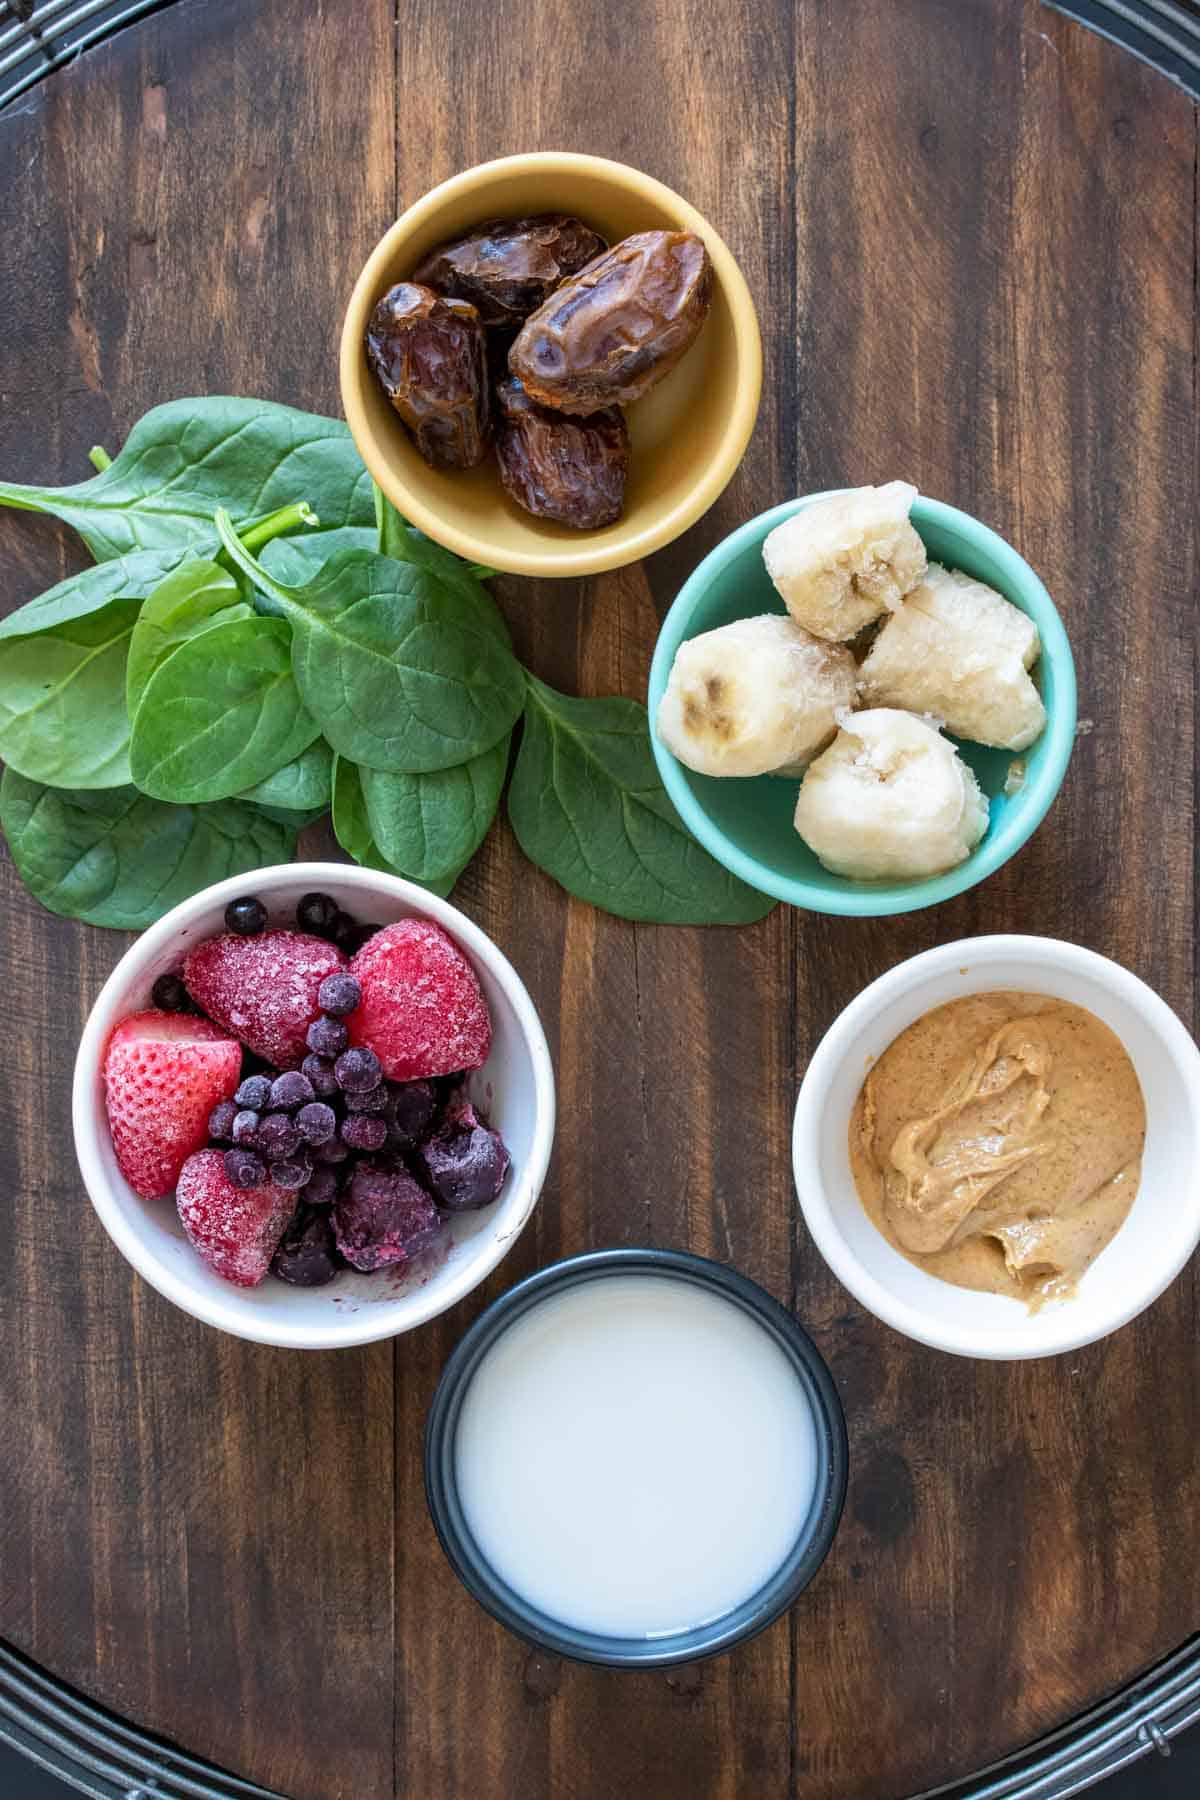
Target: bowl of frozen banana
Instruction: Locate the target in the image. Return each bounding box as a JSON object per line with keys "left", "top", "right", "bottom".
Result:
{"left": 647, "top": 484, "right": 1076, "bottom": 915}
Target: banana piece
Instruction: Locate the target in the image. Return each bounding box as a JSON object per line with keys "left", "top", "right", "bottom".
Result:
{"left": 762, "top": 482, "right": 927, "bottom": 642}
{"left": 858, "top": 562, "right": 1046, "bottom": 751}
{"left": 794, "top": 708, "right": 988, "bottom": 880}
{"left": 655, "top": 614, "right": 857, "bottom": 778}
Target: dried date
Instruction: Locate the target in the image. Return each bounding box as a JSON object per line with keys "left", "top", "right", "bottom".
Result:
{"left": 493, "top": 377, "right": 628, "bottom": 529}
{"left": 365, "top": 283, "right": 489, "bottom": 470}
{"left": 508, "top": 230, "right": 712, "bottom": 414}
{"left": 413, "top": 214, "right": 606, "bottom": 330}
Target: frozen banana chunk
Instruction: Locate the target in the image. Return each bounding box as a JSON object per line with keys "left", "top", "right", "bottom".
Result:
{"left": 794, "top": 708, "right": 988, "bottom": 880}
{"left": 656, "top": 614, "right": 857, "bottom": 778}
{"left": 762, "top": 482, "right": 927, "bottom": 642}
{"left": 858, "top": 562, "right": 1046, "bottom": 751}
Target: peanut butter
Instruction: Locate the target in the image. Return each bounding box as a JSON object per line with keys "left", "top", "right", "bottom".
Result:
{"left": 849, "top": 992, "right": 1145, "bottom": 1309}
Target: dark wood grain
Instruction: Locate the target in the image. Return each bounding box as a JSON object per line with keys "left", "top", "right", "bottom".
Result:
{"left": 0, "top": 1, "right": 1196, "bottom": 1797}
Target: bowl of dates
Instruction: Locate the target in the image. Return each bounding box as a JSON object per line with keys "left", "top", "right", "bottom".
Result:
{"left": 340, "top": 151, "right": 761, "bottom": 577}
{"left": 72, "top": 864, "right": 555, "bottom": 1348}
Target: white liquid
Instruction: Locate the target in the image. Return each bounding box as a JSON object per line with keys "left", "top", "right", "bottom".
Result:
{"left": 454, "top": 1275, "right": 820, "bottom": 1638}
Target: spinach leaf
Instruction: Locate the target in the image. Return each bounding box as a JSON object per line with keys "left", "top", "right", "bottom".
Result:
{"left": 361, "top": 736, "right": 507, "bottom": 881}
{"left": 374, "top": 483, "right": 510, "bottom": 646}
{"left": 217, "top": 512, "right": 524, "bottom": 775}
{"left": 129, "top": 615, "right": 321, "bottom": 803}
{"left": 0, "top": 398, "right": 374, "bottom": 561}
{"left": 125, "top": 561, "right": 253, "bottom": 716}
{"left": 237, "top": 738, "right": 332, "bottom": 812}
{"left": 0, "top": 771, "right": 297, "bottom": 928}
{"left": 0, "top": 547, "right": 190, "bottom": 642}
{"left": 260, "top": 526, "right": 378, "bottom": 586}
{"left": 332, "top": 757, "right": 462, "bottom": 897}
{"left": 0, "top": 599, "right": 140, "bottom": 789}
{"left": 507, "top": 677, "right": 777, "bottom": 925}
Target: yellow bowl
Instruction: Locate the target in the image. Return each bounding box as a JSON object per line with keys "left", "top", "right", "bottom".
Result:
{"left": 339, "top": 152, "right": 763, "bottom": 579}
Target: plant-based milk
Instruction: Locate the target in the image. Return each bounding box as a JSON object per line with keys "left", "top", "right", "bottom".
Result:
{"left": 454, "top": 1275, "right": 819, "bottom": 1638}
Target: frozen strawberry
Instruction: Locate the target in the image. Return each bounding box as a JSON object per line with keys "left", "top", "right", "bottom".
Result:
{"left": 346, "top": 920, "right": 491, "bottom": 1081}
{"left": 103, "top": 1010, "right": 242, "bottom": 1200}
{"left": 176, "top": 1150, "right": 297, "bottom": 1287}
{"left": 183, "top": 929, "right": 346, "bottom": 1069}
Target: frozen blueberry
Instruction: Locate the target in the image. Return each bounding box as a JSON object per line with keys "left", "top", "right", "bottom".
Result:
{"left": 317, "top": 973, "right": 361, "bottom": 1016}
{"left": 314, "top": 1137, "right": 350, "bottom": 1165}
{"left": 269, "top": 1070, "right": 314, "bottom": 1112}
{"left": 235, "top": 1074, "right": 273, "bottom": 1111}
{"left": 345, "top": 1082, "right": 388, "bottom": 1114}
{"left": 151, "top": 971, "right": 195, "bottom": 1013}
{"left": 271, "top": 1206, "right": 339, "bottom": 1287}
{"left": 343, "top": 923, "right": 383, "bottom": 954}
{"left": 330, "top": 910, "right": 360, "bottom": 953}
{"left": 207, "top": 1099, "right": 238, "bottom": 1143}
{"left": 333, "top": 1161, "right": 443, "bottom": 1271}
{"left": 231, "top": 1108, "right": 261, "bottom": 1146}
{"left": 306, "top": 1015, "right": 348, "bottom": 1057}
{"left": 416, "top": 1100, "right": 511, "bottom": 1212}
{"left": 257, "top": 1113, "right": 302, "bottom": 1160}
{"left": 340, "top": 1113, "right": 388, "bottom": 1152}
{"left": 296, "top": 891, "right": 339, "bottom": 936}
{"left": 224, "top": 1147, "right": 266, "bottom": 1189}
{"left": 301, "top": 1053, "right": 339, "bottom": 1099}
{"left": 295, "top": 1101, "right": 337, "bottom": 1146}
{"left": 224, "top": 895, "right": 268, "bottom": 936}
{"left": 335, "top": 1046, "right": 381, "bottom": 1093}
{"left": 386, "top": 1079, "right": 438, "bottom": 1143}
{"left": 302, "top": 1166, "right": 340, "bottom": 1208}
{"left": 273, "top": 1153, "right": 315, "bottom": 1191}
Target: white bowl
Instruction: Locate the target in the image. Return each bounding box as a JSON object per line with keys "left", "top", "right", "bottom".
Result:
{"left": 72, "top": 864, "right": 555, "bottom": 1350}
{"left": 792, "top": 936, "right": 1200, "bottom": 1360}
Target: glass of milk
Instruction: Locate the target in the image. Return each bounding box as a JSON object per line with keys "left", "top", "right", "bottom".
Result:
{"left": 424, "top": 1248, "right": 848, "bottom": 1667}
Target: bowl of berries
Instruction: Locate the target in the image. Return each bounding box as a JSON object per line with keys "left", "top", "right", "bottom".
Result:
{"left": 72, "top": 865, "right": 555, "bottom": 1348}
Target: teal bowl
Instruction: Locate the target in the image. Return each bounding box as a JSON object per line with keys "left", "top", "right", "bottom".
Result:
{"left": 647, "top": 494, "right": 1076, "bottom": 916}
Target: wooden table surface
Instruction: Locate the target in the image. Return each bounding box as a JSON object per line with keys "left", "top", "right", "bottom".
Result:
{"left": 0, "top": 1, "right": 1196, "bottom": 1796}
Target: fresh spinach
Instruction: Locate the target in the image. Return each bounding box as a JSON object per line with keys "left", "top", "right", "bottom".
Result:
{"left": 508, "top": 677, "right": 777, "bottom": 925}
{"left": 217, "top": 511, "right": 524, "bottom": 775}
{"left": 237, "top": 738, "right": 332, "bottom": 813}
{"left": 0, "top": 547, "right": 189, "bottom": 642}
{"left": 0, "top": 771, "right": 297, "bottom": 928}
{"left": 332, "top": 757, "right": 461, "bottom": 897}
{"left": 0, "top": 398, "right": 374, "bottom": 561}
{"left": 125, "top": 561, "right": 253, "bottom": 716}
{"left": 129, "top": 614, "right": 321, "bottom": 803}
{"left": 374, "top": 484, "right": 510, "bottom": 646}
{"left": 260, "top": 526, "right": 378, "bottom": 586}
{"left": 0, "top": 600, "right": 141, "bottom": 789}
{"left": 361, "top": 736, "right": 508, "bottom": 882}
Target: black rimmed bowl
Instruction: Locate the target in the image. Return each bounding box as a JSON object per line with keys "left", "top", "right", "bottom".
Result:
{"left": 424, "top": 1248, "right": 848, "bottom": 1668}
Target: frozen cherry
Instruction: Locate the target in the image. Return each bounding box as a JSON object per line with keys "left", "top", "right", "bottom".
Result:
{"left": 296, "top": 891, "right": 339, "bottom": 936}
{"left": 231, "top": 1108, "right": 261, "bottom": 1146}
{"left": 306, "top": 1015, "right": 348, "bottom": 1057}
{"left": 317, "top": 973, "right": 361, "bottom": 1016}
{"left": 314, "top": 1137, "right": 350, "bottom": 1164}
{"left": 302, "top": 1166, "right": 339, "bottom": 1207}
{"left": 151, "top": 971, "right": 194, "bottom": 1013}
{"left": 269, "top": 1070, "right": 314, "bottom": 1112}
{"left": 301, "top": 1053, "right": 339, "bottom": 1098}
{"left": 235, "top": 1074, "right": 272, "bottom": 1111}
{"left": 271, "top": 1206, "right": 339, "bottom": 1287}
{"left": 335, "top": 1046, "right": 381, "bottom": 1093}
{"left": 343, "top": 923, "right": 383, "bottom": 954}
{"left": 333, "top": 1161, "right": 443, "bottom": 1271}
{"left": 207, "top": 1100, "right": 238, "bottom": 1143}
{"left": 345, "top": 1082, "right": 388, "bottom": 1114}
{"left": 386, "top": 1079, "right": 438, "bottom": 1143}
{"left": 296, "top": 1101, "right": 337, "bottom": 1146}
{"left": 341, "top": 1113, "right": 388, "bottom": 1152}
{"left": 273, "top": 1153, "right": 315, "bottom": 1191}
{"left": 225, "top": 895, "right": 268, "bottom": 936}
{"left": 224, "top": 1147, "right": 266, "bottom": 1189}
{"left": 331, "top": 910, "right": 359, "bottom": 952}
{"left": 417, "top": 1099, "right": 510, "bottom": 1211}
{"left": 257, "top": 1113, "right": 302, "bottom": 1160}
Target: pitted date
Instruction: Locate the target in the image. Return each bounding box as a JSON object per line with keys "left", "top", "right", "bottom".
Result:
{"left": 365, "top": 283, "right": 489, "bottom": 469}
{"left": 493, "top": 377, "right": 628, "bottom": 529}
{"left": 508, "top": 230, "right": 712, "bottom": 414}
{"left": 413, "top": 214, "right": 607, "bottom": 330}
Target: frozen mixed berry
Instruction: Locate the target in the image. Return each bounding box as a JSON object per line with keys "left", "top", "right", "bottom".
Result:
{"left": 150, "top": 971, "right": 194, "bottom": 1013}
{"left": 306, "top": 1015, "right": 348, "bottom": 1057}
{"left": 296, "top": 891, "right": 339, "bottom": 936}
{"left": 302, "top": 1165, "right": 340, "bottom": 1207}
{"left": 269, "top": 1070, "right": 314, "bottom": 1111}
{"left": 271, "top": 1205, "right": 339, "bottom": 1287}
{"left": 208, "top": 1099, "right": 238, "bottom": 1143}
{"left": 317, "top": 972, "right": 361, "bottom": 1016}
{"left": 183, "top": 929, "right": 346, "bottom": 1069}
{"left": 272, "top": 1153, "right": 314, "bottom": 1190}
{"left": 235, "top": 1073, "right": 273, "bottom": 1110}
{"left": 295, "top": 1101, "right": 337, "bottom": 1146}
{"left": 344, "top": 1082, "right": 388, "bottom": 1114}
{"left": 231, "top": 1108, "right": 261, "bottom": 1146}
{"left": 385, "top": 1079, "right": 438, "bottom": 1143}
{"left": 257, "top": 1113, "right": 302, "bottom": 1160}
{"left": 333, "top": 1161, "right": 443, "bottom": 1271}
{"left": 301, "top": 1052, "right": 339, "bottom": 1098}
{"left": 103, "top": 1010, "right": 242, "bottom": 1200}
{"left": 347, "top": 919, "right": 491, "bottom": 1081}
{"left": 416, "top": 1096, "right": 510, "bottom": 1212}
{"left": 335, "top": 1045, "right": 381, "bottom": 1093}
{"left": 177, "top": 1149, "right": 295, "bottom": 1287}
{"left": 314, "top": 1137, "right": 350, "bottom": 1164}
{"left": 224, "top": 1147, "right": 267, "bottom": 1189}
{"left": 343, "top": 923, "right": 383, "bottom": 954}
{"left": 224, "top": 895, "right": 268, "bottom": 936}
{"left": 331, "top": 910, "right": 359, "bottom": 952}
{"left": 341, "top": 1113, "right": 388, "bottom": 1153}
